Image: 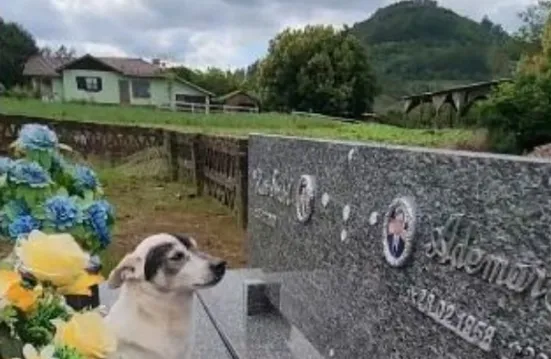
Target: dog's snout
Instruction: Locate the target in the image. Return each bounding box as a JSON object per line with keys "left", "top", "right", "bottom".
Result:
{"left": 210, "top": 261, "right": 226, "bottom": 277}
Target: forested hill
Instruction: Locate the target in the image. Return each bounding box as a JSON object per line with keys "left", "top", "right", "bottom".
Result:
{"left": 351, "top": 0, "right": 522, "bottom": 96}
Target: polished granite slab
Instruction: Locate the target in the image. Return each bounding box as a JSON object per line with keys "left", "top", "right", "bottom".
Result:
{"left": 247, "top": 134, "right": 551, "bottom": 359}
{"left": 197, "top": 269, "right": 325, "bottom": 359}
{"left": 99, "top": 283, "right": 232, "bottom": 359}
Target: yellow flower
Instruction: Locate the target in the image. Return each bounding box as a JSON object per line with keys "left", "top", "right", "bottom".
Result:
{"left": 54, "top": 311, "right": 117, "bottom": 359}
{"left": 4, "top": 282, "right": 40, "bottom": 312}
{"left": 57, "top": 273, "right": 104, "bottom": 296}
{"left": 0, "top": 270, "right": 20, "bottom": 293}
{"left": 0, "top": 270, "right": 39, "bottom": 312}
{"left": 16, "top": 230, "right": 103, "bottom": 294}
{"left": 12, "top": 344, "right": 56, "bottom": 359}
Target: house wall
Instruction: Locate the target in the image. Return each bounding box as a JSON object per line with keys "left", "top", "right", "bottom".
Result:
{"left": 127, "top": 78, "right": 208, "bottom": 107}
{"left": 129, "top": 78, "right": 169, "bottom": 106}
{"left": 60, "top": 70, "right": 208, "bottom": 106}
{"left": 63, "top": 69, "right": 121, "bottom": 104}
{"left": 30, "top": 77, "right": 63, "bottom": 101}
{"left": 224, "top": 93, "right": 258, "bottom": 108}
{"left": 52, "top": 78, "right": 64, "bottom": 101}
{"left": 172, "top": 81, "right": 206, "bottom": 99}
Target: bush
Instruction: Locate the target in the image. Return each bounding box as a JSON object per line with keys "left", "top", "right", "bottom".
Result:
{"left": 478, "top": 73, "right": 551, "bottom": 154}
{"left": 377, "top": 106, "right": 473, "bottom": 130}
{"left": 5, "top": 85, "right": 34, "bottom": 100}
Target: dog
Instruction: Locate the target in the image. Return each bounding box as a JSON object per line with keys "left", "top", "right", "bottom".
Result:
{"left": 105, "top": 233, "right": 227, "bottom": 359}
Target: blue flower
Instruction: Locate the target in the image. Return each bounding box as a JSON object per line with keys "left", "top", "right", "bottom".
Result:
{"left": 85, "top": 200, "right": 113, "bottom": 248}
{"left": 16, "top": 123, "right": 58, "bottom": 151}
{"left": 44, "top": 195, "right": 82, "bottom": 231}
{"left": 0, "top": 157, "right": 13, "bottom": 175}
{"left": 72, "top": 165, "right": 99, "bottom": 192}
{"left": 8, "top": 214, "right": 41, "bottom": 240}
{"left": 0, "top": 200, "right": 29, "bottom": 237}
{"left": 9, "top": 160, "right": 51, "bottom": 188}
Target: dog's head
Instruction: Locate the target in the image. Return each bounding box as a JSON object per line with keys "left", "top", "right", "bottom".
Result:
{"left": 107, "top": 233, "right": 226, "bottom": 293}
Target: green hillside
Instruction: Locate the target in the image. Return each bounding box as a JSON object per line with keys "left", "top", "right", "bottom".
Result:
{"left": 352, "top": 0, "right": 522, "bottom": 99}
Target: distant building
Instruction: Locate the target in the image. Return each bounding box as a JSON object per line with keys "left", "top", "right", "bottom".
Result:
{"left": 213, "top": 90, "right": 260, "bottom": 111}
{"left": 23, "top": 54, "right": 213, "bottom": 108}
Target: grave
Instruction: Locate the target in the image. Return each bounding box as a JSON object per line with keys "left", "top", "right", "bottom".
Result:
{"left": 102, "top": 134, "right": 551, "bottom": 359}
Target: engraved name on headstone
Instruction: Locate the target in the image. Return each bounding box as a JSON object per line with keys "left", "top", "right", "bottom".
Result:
{"left": 247, "top": 135, "right": 551, "bottom": 359}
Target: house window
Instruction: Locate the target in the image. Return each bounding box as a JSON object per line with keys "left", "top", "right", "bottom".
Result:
{"left": 175, "top": 94, "right": 206, "bottom": 104}
{"left": 76, "top": 76, "right": 102, "bottom": 92}
{"left": 132, "top": 80, "right": 151, "bottom": 99}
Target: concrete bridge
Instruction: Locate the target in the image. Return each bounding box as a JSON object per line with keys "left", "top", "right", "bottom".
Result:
{"left": 402, "top": 79, "right": 512, "bottom": 117}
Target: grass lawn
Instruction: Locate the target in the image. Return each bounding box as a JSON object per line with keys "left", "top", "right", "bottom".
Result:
{"left": 97, "top": 166, "right": 246, "bottom": 276}
{"left": 0, "top": 98, "right": 479, "bottom": 148}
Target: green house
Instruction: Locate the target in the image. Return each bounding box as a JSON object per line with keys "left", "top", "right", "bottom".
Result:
{"left": 23, "top": 54, "right": 214, "bottom": 108}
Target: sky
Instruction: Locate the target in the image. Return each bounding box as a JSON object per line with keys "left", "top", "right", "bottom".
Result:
{"left": 0, "top": 0, "right": 537, "bottom": 70}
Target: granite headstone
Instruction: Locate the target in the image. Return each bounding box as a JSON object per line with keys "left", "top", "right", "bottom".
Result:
{"left": 245, "top": 134, "right": 551, "bottom": 359}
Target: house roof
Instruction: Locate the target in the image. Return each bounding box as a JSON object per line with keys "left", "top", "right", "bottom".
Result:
{"left": 23, "top": 54, "right": 214, "bottom": 96}
{"left": 58, "top": 54, "right": 164, "bottom": 78}
{"left": 214, "top": 90, "right": 259, "bottom": 103}
{"left": 24, "top": 54, "right": 164, "bottom": 78}
{"left": 172, "top": 76, "right": 215, "bottom": 97}
{"left": 23, "top": 55, "right": 71, "bottom": 77}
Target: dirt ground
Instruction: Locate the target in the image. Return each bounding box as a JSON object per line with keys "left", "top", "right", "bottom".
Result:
{"left": 99, "top": 173, "right": 247, "bottom": 274}
{"left": 0, "top": 169, "right": 247, "bottom": 275}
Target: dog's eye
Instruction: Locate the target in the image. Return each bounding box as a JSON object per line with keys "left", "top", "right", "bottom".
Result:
{"left": 168, "top": 252, "right": 185, "bottom": 261}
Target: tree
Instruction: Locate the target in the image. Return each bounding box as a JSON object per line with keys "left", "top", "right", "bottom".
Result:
{"left": 479, "top": 14, "right": 551, "bottom": 153}
{"left": 350, "top": 1, "right": 519, "bottom": 96}
{"left": 258, "top": 25, "right": 378, "bottom": 116}
{"left": 0, "top": 18, "right": 38, "bottom": 88}
{"left": 40, "top": 45, "right": 77, "bottom": 60}
{"left": 170, "top": 64, "right": 258, "bottom": 96}
{"left": 516, "top": 0, "right": 551, "bottom": 51}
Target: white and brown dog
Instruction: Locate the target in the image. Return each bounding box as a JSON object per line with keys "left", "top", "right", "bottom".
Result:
{"left": 105, "top": 233, "right": 226, "bottom": 359}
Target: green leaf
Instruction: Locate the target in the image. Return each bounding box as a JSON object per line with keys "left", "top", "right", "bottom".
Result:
{"left": 27, "top": 149, "right": 41, "bottom": 164}
{"left": 83, "top": 190, "right": 95, "bottom": 206}
{"left": 39, "top": 151, "right": 53, "bottom": 171}
{"left": 70, "top": 225, "right": 88, "bottom": 242}
{"left": 0, "top": 174, "right": 7, "bottom": 188}
{"left": 55, "top": 345, "right": 85, "bottom": 359}
{"left": 41, "top": 226, "right": 55, "bottom": 234}
{"left": 30, "top": 205, "right": 46, "bottom": 220}
{"left": 0, "top": 324, "right": 23, "bottom": 358}
{"left": 17, "top": 187, "right": 36, "bottom": 207}
{"left": 56, "top": 187, "right": 69, "bottom": 197}
{"left": 4, "top": 202, "right": 20, "bottom": 221}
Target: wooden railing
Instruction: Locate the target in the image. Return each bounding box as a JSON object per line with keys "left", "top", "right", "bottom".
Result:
{"left": 159, "top": 101, "right": 259, "bottom": 114}
{"left": 0, "top": 115, "right": 248, "bottom": 228}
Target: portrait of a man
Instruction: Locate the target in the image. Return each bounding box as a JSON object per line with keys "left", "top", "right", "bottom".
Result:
{"left": 386, "top": 207, "right": 408, "bottom": 259}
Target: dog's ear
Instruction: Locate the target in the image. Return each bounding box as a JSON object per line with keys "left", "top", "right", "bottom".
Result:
{"left": 170, "top": 233, "right": 197, "bottom": 249}
{"left": 107, "top": 253, "right": 143, "bottom": 289}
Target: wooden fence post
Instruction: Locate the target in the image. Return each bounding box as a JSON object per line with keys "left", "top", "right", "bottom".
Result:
{"left": 235, "top": 139, "right": 249, "bottom": 229}
{"left": 163, "top": 130, "right": 179, "bottom": 181}
{"left": 193, "top": 135, "right": 205, "bottom": 196}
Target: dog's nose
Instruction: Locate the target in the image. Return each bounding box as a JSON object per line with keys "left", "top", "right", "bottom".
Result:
{"left": 210, "top": 261, "right": 226, "bottom": 277}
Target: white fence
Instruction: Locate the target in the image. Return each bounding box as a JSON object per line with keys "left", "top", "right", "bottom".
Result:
{"left": 160, "top": 101, "right": 259, "bottom": 114}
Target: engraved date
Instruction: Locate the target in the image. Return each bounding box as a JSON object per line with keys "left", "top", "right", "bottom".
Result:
{"left": 407, "top": 286, "right": 496, "bottom": 352}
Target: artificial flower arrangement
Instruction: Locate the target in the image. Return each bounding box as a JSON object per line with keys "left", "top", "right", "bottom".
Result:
{"left": 0, "top": 123, "right": 115, "bottom": 256}
{"left": 0, "top": 230, "right": 117, "bottom": 359}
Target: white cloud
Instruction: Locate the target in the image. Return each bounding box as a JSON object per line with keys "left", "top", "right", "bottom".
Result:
{"left": 0, "top": 0, "right": 539, "bottom": 68}
{"left": 38, "top": 39, "right": 129, "bottom": 57}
